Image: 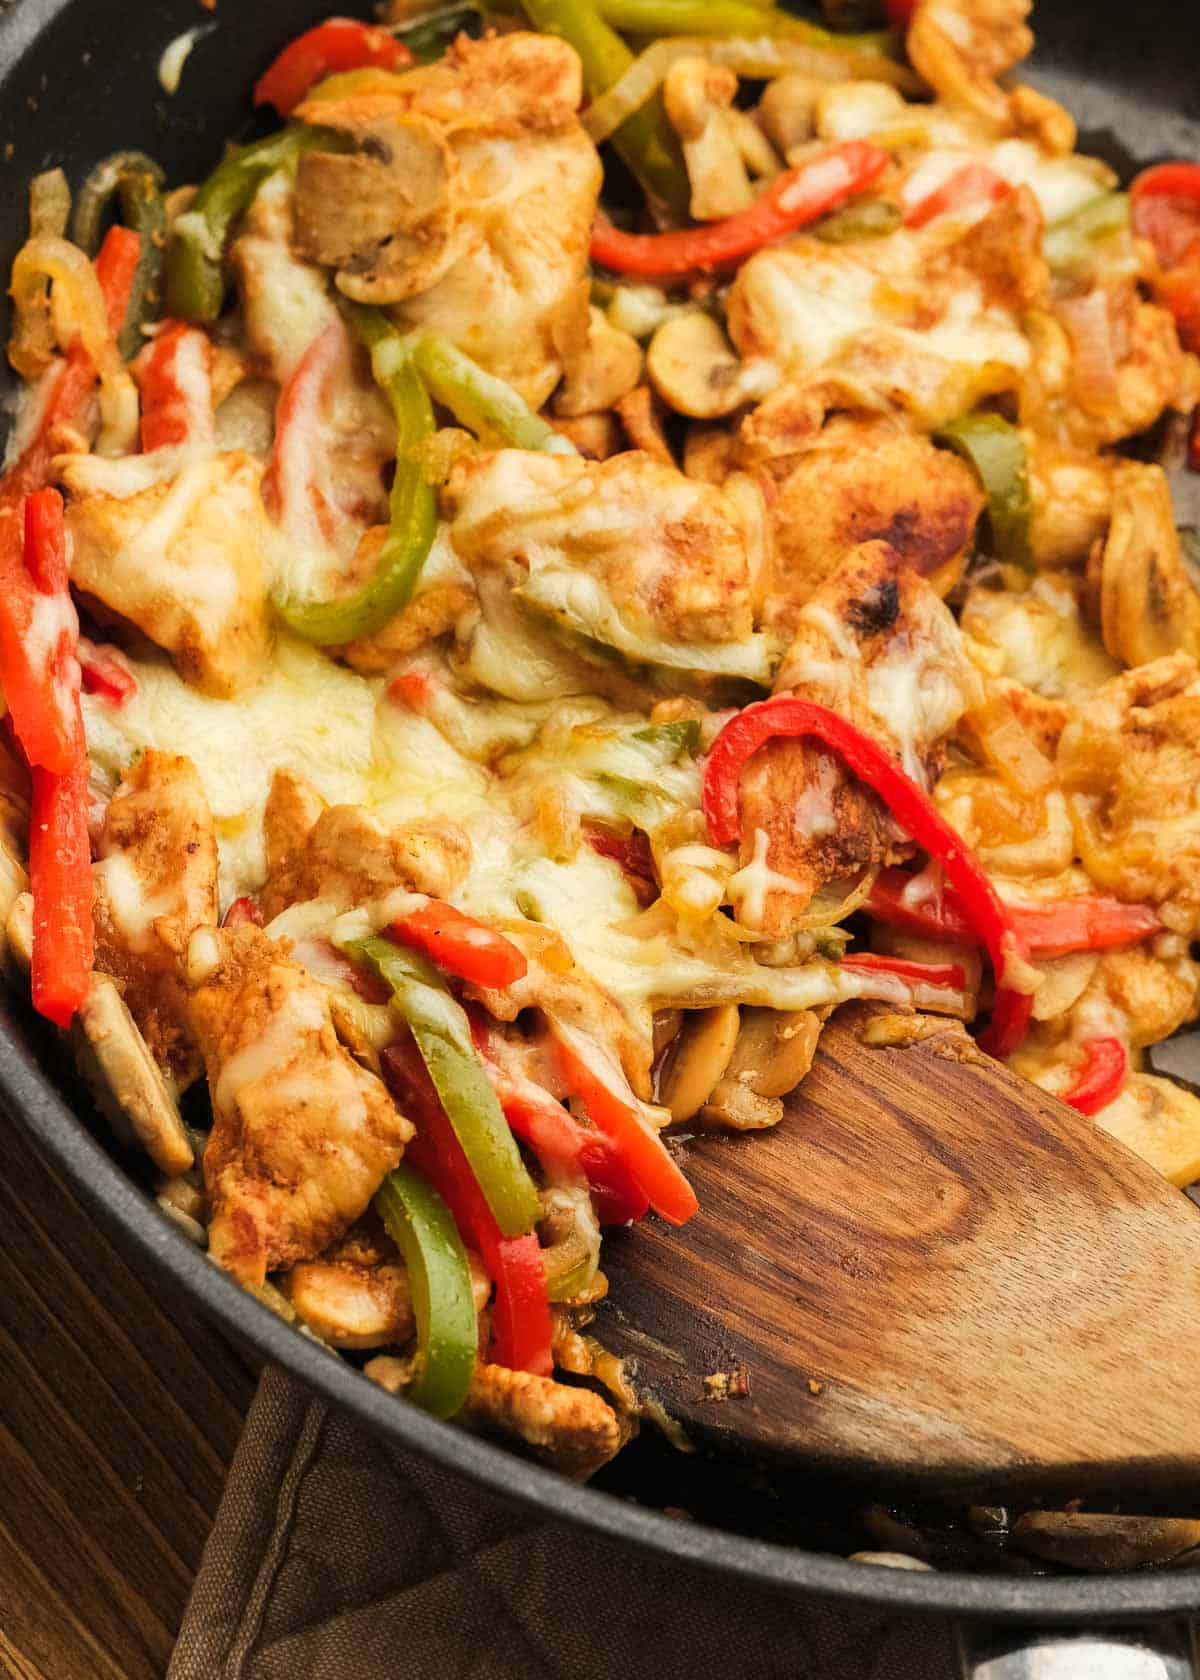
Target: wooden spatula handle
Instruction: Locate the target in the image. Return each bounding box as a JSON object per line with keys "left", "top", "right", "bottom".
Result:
{"left": 959, "top": 1624, "right": 1198, "bottom": 1678}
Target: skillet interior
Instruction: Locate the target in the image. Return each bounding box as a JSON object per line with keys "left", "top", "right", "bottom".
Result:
{"left": 0, "top": 0, "right": 1198, "bottom": 1619}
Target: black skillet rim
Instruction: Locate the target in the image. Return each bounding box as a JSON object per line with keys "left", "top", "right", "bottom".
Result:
{"left": 1, "top": 0, "right": 1199, "bottom": 1626}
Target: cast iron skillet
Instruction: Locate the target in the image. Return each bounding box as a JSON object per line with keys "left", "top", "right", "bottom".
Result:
{"left": 1, "top": 0, "right": 1198, "bottom": 1662}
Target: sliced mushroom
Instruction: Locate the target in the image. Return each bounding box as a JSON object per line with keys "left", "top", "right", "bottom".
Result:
{"left": 548, "top": 410, "right": 623, "bottom": 460}
{"left": 71, "top": 973, "right": 194, "bottom": 1176}
{"left": 615, "top": 383, "right": 675, "bottom": 466}
{"left": 657, "top": 1004, "right": 740, "bottom": 1123}
{"left": 1012, "top": 1512, "right": 1200, "bottom": 1572}
{"left": 699, "top": 1008, "right": 824, "bottom": 1131}
{"left": 554, "top": 306, "right": 642, "bottom": 418}
{"left": 293, "top": 111, "right": 459, "bottom": 305}
{"left": 647, "top": 312, "right": 769, "bottom": 420}
{"left": 814, "top": 80, "right": 906, "bottom": 142}
{"left": 756, "top": 73, "right": 824, "bottom": 159}
{"left": 0, "top": 829, "right": 29, "bottom": 977}
{"left": 1094, "top": 462, "right": 1200, "bottom": 668}
{"left": 664, "top": 58, "right": 755, "bottom": 222}
{"left": 6, "top": 889, "right": 33, "bottom": 972}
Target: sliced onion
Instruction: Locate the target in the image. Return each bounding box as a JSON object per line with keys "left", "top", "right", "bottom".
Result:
{"left": 788, "top": 864, "right": 879, "bottom": 932}
{"left": 1057, "top": 288, "right": 1120, "bottom": 415}
{"left": 962, "top": 696, "right": 1055, "bottom": 797}
{"left": 10, "top": 234, "right": 139, "bottom": 455}
{"left": 583, "top": 35, "right": 913, "bottom": 147}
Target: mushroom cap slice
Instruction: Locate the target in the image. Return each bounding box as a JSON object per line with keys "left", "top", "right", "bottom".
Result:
{"left": 71, "top": 973, "right": 194, "bottom": 1177}
{"left": 1013, "top": 1511, "right": 1200, "bottom": 1572}
{"left": 293, "top": 112, "right": 458, "bottom": 305}
{"left": 1095, "top": 461, "right": 1200, "bottom": 667}
{"left": 647, "top": 312, "right": 768, "bottom": 421}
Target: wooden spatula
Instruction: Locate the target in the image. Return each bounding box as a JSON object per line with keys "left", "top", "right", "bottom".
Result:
{"left": 597, "top": 1004, "right": 1200, "bottom": 1503}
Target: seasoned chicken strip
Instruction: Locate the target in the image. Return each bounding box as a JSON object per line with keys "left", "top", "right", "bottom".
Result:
{"left": 292, "top": 32, "right": 602, "bottom": 408}
{"left": 61, "top": 450, "right": 272, "bottom": 698}
{"left": 443, "top": 448, "right": 755, "bottom": 648}
{"left": 260, "top": 804, "right": 472, "bottom": 921}
{"left": 93, "top": 751, "right": 218, "bottom": 1087}
{"left": 736, "top": 543, "right": 978, "bottom": 934}
{"left": 188, "top": 926, "right": 413, "bottom": 1284}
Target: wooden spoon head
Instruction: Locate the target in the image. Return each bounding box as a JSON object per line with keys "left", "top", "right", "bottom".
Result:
{"left": 597, "top": 1007, "right": 1200, "bottom": 1504}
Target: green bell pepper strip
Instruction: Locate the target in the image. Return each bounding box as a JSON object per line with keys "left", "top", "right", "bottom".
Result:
{"left": 934, "top": 412, "right": 1032, "bottom": 572}
{"left": 592, "top": 0, "right": 893, "bottom": 53}
{"left": 276, "top": 305, "right": 437, "bottom": 645}
{"left": 631, "top": 717, "right": 700, "bottom": 757}
{"left": 519, "top": 0, "right": 690, "bottom": 222}
{"left": 399, "top": 2, "right": 486, "bottom": 61}
{"left": 345, "top": 936, "right": 542, "bottom": 1239}
{"left": 74, "top": 151, "right": 169, "bottom": 359}
{"left": 165, "top": 124, "right": 330, "bottom": 324}
{"left": 407, "top": 333, "right": 575, "bottom": 454}
{"left": 815, "top": 198, "right": 902, "bottom": 243}
{"left": 1043, "top": 191, "right": 1130, "bottom": 273}
{"left": 375, "top": 1166, "right": 478, "bottom": 1418}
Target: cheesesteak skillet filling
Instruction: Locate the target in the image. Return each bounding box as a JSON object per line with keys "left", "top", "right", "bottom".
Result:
{"left": 4, "top": 0, "right": 1200, "bottom": 1488}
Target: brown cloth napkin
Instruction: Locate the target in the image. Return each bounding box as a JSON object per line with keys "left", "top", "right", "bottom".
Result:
{"left": 169, "top": 1366, "right": 959, "bottom": 1680}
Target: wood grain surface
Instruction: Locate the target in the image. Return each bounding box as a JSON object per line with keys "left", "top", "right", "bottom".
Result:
{"left": 599, "top": 1006, "right": 1200, "bottom": 1505}
{"left": 0, "top": 1098, "right": 255, "bottom": 1680}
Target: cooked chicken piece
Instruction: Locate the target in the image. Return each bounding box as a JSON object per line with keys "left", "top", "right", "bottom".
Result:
{"left": 92, "top": 751, "right": 218, "bottom": 1087}
{"left": 282, "top": 1234, "right": 490, "bottom": 1348}
{"left": 465, "top": 918, "right": 653, "bottom": 1097}
{"left": 262, "top": 769, "right": 327, "bottom": 880}
{"left": 553, "top": 306, "right": 642, "bottom": 419}
{"left": 929, "top": 185, "right": 1047, "bottom": 316}
{"left": 1085, "top": 945, "right": 1200, "bottom": 1052}
{"left": 764, "top": 418, "right": 984, "bottom": 630}
{"left": 292, "top": 32, "right": 602, "bottom": 408}
{"left": 62, "top": 450, "right": 272, "bottom": 698}
{"left": 1007, "top": 82, "right": 1076, "bottom": 155}
{"left": 260, "top": 803, "right": 472, "bottom": 922}
{"left": 1058, "top": 286, "right": 1200, "bottom": 451}
{"left": 1095, "top": 1073, "right": 1200, "bottom": 1188}
{"left": 1057, "top": 653, "right": 1200, "bottom": 934}
{"left": 443, "top": 448, "right": 754, "bottom": 648}
{"left": 961, "top": 574, "right": 1119, "bottom": 701}
{"left": 231, "top": 171, "right": 341, "bottom": 382}
{"left": 366, "top": 1354, "right": 623, "bottom": 1480}
{"left": 936, "top": 769, "right": 1074, "bottom": 878}
{"left": 664, "top": 57, "right": 757, "bottom": 221}
{"left": 1026, "top": 438, "right": 1113, "bottom": 568}
{"left": 189, "top": 926, "right": 413, "bottom": 1284}
{"left": 736, "top": 542, "right": 978, "bottom": 933}
{"left": 1091, "top": 461, "right": 1200, "bottom": 668}
{"left": 548, "top": 410, "right": 623, "bottom": 460}
{"left": 907, "top": 0, "right": 1033, "bottom": 132}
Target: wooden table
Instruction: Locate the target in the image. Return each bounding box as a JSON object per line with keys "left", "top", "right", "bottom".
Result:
{"left": 0, "top": 1100, "right": 256, "bottom": 1680}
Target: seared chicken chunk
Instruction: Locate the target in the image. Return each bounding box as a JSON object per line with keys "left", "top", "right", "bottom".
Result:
{"left": 736, "top": 543, "right": 978, "bottom": 933}
{"left": 62, "top": 450, "right": 272, "bottom": 698}
{"left": 93, "top": 751, "right": 219, "bottom": 1087}
{"left": 443, "top": 447, "right": 755, "bottom": 651}
{"left": 232, "top": 171, "right": 341, "bottom": 383}
{"left": 765, "top": 419, "right": 984, "bottom": 629}
{"left": 260, "top": 802, "right": 472, "bottom": 921}
{"left": 292, "top": 32, "right": 602, "bottom": 408}
{"left": 189, "top": 926, "right": 413, "bottom": 1284}
{"left": 907, "top": 0, "right": 1033, "bottom": 132}
{"left": 1058, "top": 653, "right": 1200, "bottom": 935}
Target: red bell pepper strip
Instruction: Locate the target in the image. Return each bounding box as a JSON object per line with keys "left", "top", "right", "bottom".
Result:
{"left": 904, "top": 161, "right": 1009, "bottom": 229}
{"left": 254, "top": 18, "right": 414, "bottom": 116}
{"left": 77, "top": 639, "right": 137, "bottom": 708}
{"left": 381, "top": 1039, "right": 553, "bottom": 1376}
{"left": 261, "top": 319, "right": 348, "bottom": 540}
{"left": 589, "top": 140, "right": 890, "bottom": 279}
{"left": 1190, "top": 406, "right": 1200, "bottom": 474}
{"left": 388, "top": 900, "right": 528, "bottom": 991}
{"left": 0, "top": 488, "right": 82, "bottom": 775}
{"left": 866, "top": 868, "right": 1162, "bottom": 959}
{"left": 703, "top": 698, "right": 1034, "bottom": 1057}
{"left": 16, "top": 492, "right": 94, "bottom": 1028}
{"left": 548, "top": 1018, "right": 698, "bottom": 1226}
{"left": 1, "top": 225, "right": 140, "bottom": 503}
{"left": 134, "top": 319, "right": 215, "bottom": 452}
{"left": 1060, "top": 1035, "right": 1126, "bottom": 1116}
{"left": 583, "top": 820, "right": 657, "bottom": 896}
{"left": 29, "top": 760, "right": 94, "bottom": 1029}
{"left": 1131, "top": 162, "right": 1200, "bottom": 271}
{"left": 222, "top": 895, "right": 265, "bottom": 929}
{"left": 841, "top": 952, "right": 966, "bottom": 990}
{"left": 470, "top": 1019, "right": 649, "bottom": 1226}
{"left": 884, "top": 0, "right": 917, "bottom": 29}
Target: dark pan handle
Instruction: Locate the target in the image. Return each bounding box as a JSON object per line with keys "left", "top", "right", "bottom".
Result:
{"left": 958, "top": 1622, "right": 1198, "bottom": 1678}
